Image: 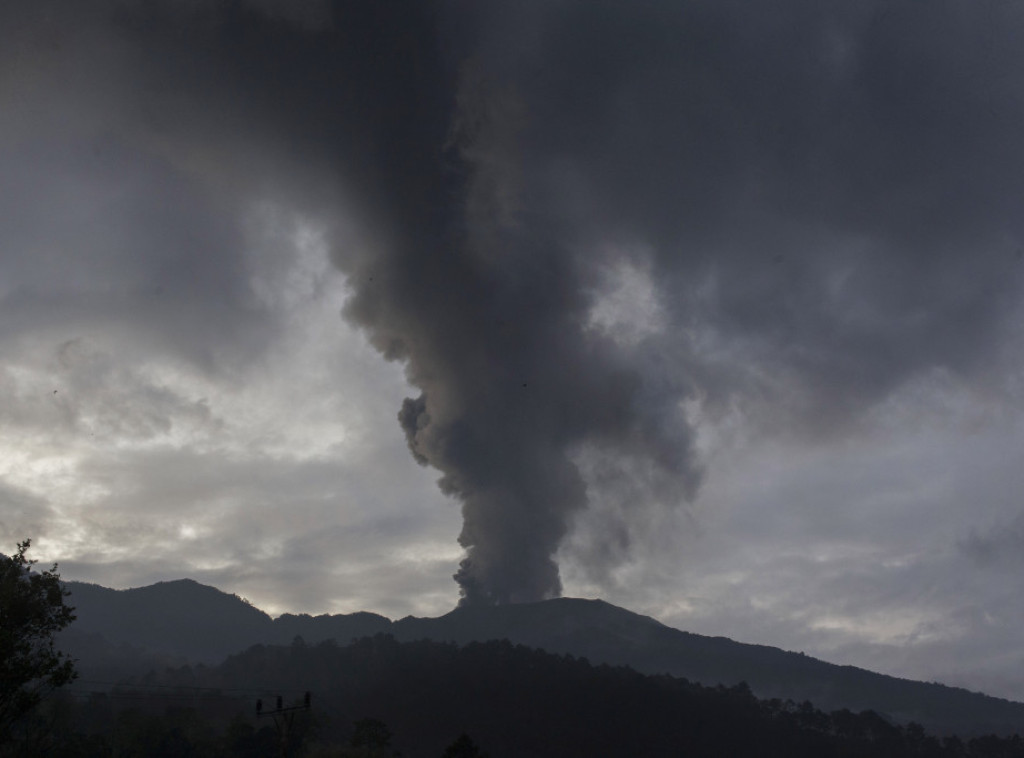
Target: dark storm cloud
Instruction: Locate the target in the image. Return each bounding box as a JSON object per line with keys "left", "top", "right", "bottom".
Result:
{"left": 350, "top": 0, "right": 1024, "bottom": 603}
{"left": 467, "top": 0, "right": 1024, "bottom": 418}
{"left": 5, "top": 0, "right": 1023, "bottom": 606}
{"left": 0, "top": 4, "right": 286, "bottom": 374}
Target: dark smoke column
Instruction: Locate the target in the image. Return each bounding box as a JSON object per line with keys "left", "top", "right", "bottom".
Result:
{"left": 400, "top": 391, "right": 588, "bottom": 606}
{"left": 341, "top": 0, "right": 1024, "bottom": 605}
{"left": 388, "top": 262, "right": 693, "bottom": 608}
{"left": 339, "top": 4, "right": 704, "bottom": 607}
{"left": 378, "top": 207, "right": 674, "bottom": 606}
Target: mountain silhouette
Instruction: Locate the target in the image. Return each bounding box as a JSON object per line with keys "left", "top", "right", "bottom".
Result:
{"left": 64, "top": 579, "right": 390, "bottom": 661}
{"left": 62, "top": 579, "right": 1024, "bottom": 736}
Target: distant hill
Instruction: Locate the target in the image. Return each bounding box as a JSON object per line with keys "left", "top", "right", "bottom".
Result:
{"left": 62, "top": 579, "right": 1024, "bottom": 737}
{"left": 64, "top": 579, "right": 390, "bottom": 661}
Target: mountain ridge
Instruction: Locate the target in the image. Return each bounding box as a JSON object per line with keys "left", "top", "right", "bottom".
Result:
{"left": 61, "top": 579, "right": 1024, "bottom": 736}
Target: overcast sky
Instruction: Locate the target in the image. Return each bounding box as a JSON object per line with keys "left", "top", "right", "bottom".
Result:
{"left": 3, "top": 0, "right": 1024, "bottom": 700}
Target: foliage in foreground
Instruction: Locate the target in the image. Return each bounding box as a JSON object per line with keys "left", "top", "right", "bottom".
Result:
{"left": 0, "top": 539, "right": 77, "bottom": 741}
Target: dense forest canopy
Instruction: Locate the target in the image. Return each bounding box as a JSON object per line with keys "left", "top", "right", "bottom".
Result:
{"left": 11, "top": 635, "right": 1024, "bottom": 757}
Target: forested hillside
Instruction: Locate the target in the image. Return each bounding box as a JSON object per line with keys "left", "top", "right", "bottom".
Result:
{"left": 63, "top": 581, "right": 1024, "bottom": 737}
{"left": 15, "top": 635, "right": 1024, "bottom": 757}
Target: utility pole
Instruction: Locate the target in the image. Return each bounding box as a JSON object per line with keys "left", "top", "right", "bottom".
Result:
{"left": 256, "top": 692, "right": 311, "bottom": 758}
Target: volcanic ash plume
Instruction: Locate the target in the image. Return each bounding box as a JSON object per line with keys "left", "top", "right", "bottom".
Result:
{"left": 343, "top": 51, "right": 704, "bottom": 605}
{"left": 344, "top": 0, "right": 1024, "bottom": 605}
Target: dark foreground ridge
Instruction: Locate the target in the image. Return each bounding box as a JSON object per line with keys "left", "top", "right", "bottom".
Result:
{"left": 62, "top": 580, "right": 1024, "bottom": 738}
{"left": 36, "top": 635, "right": 1024, "bottom": 757}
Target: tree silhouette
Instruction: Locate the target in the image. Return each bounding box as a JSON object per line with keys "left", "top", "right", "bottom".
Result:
{"left": 441, "top": 733, "right": 488, "bottom": 758}
{"left": 0, "top": 539, "right": 77, "bottom": 739}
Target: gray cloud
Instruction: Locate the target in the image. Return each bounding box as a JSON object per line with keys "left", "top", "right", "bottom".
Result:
{"left": 340, "top": 0, "right": 1024, "bottom": 603}
{"left": 593, "top": 409, "right": 1024, "bottom": 699}
{"left": 960, "top": 513, "right": 1024, "bottom": 569}
{"left": 0, "top": 482, "right": 53, "bottom": 543}
{"left": 480, "top": 0, "right": 1023, "bottom": 414}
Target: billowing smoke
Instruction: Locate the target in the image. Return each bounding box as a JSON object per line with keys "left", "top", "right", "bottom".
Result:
{"left": 341, "top": 52, "right": 705, "bottom": 604}
{"left": 6, "top": 0, "right": 1023, "bottom": 606}
{"left": 338, "top": 0, "right": 1024, "bottom": 604}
